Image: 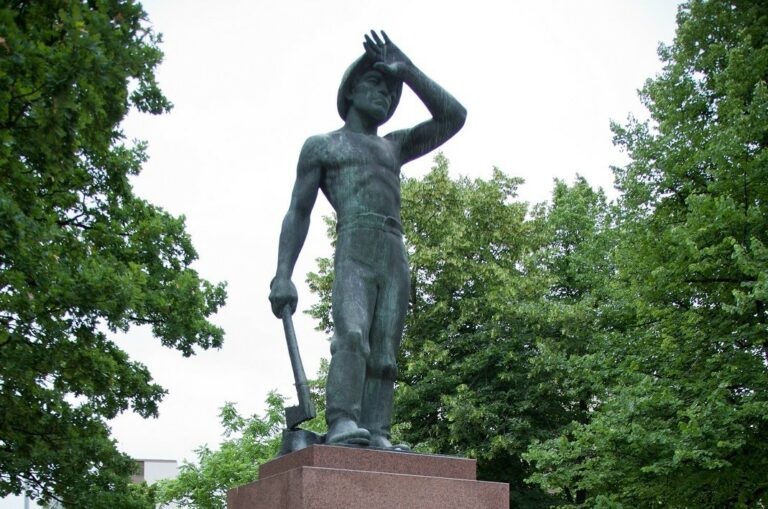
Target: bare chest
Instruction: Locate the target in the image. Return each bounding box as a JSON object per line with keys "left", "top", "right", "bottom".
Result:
{"left": 321, "top": 132, "right": 399, "bottom": 175}
{"left": 318, "top": 131, "right": 402, "bottom": 214}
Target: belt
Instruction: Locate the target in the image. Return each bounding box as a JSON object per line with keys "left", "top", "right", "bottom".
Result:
{"left": 337, "top": 212, "right": 403, "bottom": 235}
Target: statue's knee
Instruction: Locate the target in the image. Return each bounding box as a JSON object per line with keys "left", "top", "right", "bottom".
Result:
{"left": 330, "top": 328, "right": 370, "bottom": 358}
{"left": 367, "top": 357, "right": 397, "bottom": 380}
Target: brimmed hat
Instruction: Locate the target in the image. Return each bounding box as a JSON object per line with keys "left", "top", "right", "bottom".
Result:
{"left": 337, "top": 55, "right": 403, "bottom": 122}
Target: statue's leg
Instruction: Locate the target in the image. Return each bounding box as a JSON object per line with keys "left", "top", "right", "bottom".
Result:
{"left": 361, "top": 232, "right": 410, "bottom": 450}
{"left": 326, "top": 231, "right": 378, "bottom": 445}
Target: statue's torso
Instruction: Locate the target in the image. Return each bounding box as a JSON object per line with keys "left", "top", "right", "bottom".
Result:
{"left": 317, "top": 130, "right": 402, "bottom": 223}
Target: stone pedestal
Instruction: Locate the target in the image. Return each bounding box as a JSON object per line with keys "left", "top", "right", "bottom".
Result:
{"left": 227, "top": 445, "right": 508, "bottom": 509}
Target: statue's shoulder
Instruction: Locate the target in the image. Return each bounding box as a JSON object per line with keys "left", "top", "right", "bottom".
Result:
{"left": 300, "top": 133, "right": 323, "bottom": 150}
{"left": 300, "top": 131, "right": 341, "bottom": 158}
{"left": 307, "top": 129, "right": 345, "bottom": 145}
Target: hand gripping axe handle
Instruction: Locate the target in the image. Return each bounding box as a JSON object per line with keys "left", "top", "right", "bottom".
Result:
{"left": 281, "top": 304, "right": 316, "bottom": 429}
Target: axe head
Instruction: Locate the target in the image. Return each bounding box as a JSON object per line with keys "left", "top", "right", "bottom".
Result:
{"left": 278, "top": 428, "right": 324, "bottom": 456}
{"left": 285, "top": 398, "right": 316, "bottom": 430}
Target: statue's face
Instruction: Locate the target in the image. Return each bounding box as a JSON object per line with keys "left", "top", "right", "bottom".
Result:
{"left": 348, "top": 70, "right": 395, "bottom": 123}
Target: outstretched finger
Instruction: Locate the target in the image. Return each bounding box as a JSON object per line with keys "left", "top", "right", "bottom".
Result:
{"left": 364, "top": 34, "right": 380, "bottom": 53}
{"left": 363, "top": 41, "right": 378, "bottom": 60}
{"left": 381, "top": 30, "right": 392, "bottom": 45}
{"left": 363, "top": 40, "right": 381, "bottom": 61}
{"left": 370, "top": 30, "right": 385, "bottom": 47}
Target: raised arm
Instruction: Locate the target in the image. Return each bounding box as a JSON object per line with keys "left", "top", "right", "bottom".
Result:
{"left": 268, "top": 137, "right": 323, "bottom": 318}
{"left": 364, "top": 31, "right": 466, "bottom": 164}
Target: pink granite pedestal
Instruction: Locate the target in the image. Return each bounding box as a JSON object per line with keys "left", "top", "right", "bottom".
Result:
{"left": 227, "top": 445, "right": 508, "bottom": 509}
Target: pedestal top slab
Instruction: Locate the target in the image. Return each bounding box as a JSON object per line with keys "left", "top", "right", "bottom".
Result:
{"left": 259, "top": 444, "right": 476, "bottom": 480}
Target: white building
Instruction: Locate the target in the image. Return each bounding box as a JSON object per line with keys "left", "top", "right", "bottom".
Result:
{"left": 131, "top": 458, "right": 179, "bottom": 486}
{"left": 132, "top": 458, "right": 180, "bottom": 509}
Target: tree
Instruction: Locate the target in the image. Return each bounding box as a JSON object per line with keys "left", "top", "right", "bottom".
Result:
{"left": 525, "top": 1, "right": 768, "bottom": 506}
{"left": 307, "top": 155, "right": 612, "bottom": 508}
{"left": 520, "top": 176, "right": 616, "bottom": 506}
{"left": 0, "top": 2, "right": 226, "bottom": 506}
{"left": 155, "top": 363, "right": 328, "bottom": 509}
{"left": 394, "top": 158, "right": 557, "bottom": 509}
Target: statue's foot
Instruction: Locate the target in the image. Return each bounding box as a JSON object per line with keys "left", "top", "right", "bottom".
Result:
{"left": 369, "top": 434, "right": 411, "bottom": 451}
{"left": 326, "top": 419, "right": 371, "bottom": 446}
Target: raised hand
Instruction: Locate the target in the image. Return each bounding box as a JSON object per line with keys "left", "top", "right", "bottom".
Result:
{"left": 363, "top": 30, "right": 413, "bottom": 78}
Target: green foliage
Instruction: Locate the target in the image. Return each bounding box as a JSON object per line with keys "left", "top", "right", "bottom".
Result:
{"left": 395, "top": 157, "right": 547, "bottom": 505}
{"left": 0, "top": 1, "right": 226, "bottom": 506}
{"left": 305, "top": 216, "right": 337, "bottom": 335}
{"left": 399, "top": 162, "right": 614, "bottom": 508}
{"left": 525, "top": 1, "right": 768, "bottom": 506}
{"left": 155, "top": 362, "right": 328, "bottom": 509}
{"left": 155, "top": 396, "right": 282, "bottom": 509}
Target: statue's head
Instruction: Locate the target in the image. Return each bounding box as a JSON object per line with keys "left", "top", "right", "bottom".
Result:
{"left": 337, "top": 55, "right": 402, "bottom": 123}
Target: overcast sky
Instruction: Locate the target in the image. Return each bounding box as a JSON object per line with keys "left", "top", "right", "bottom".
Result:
{"left": 5, "top": 1, "right": 684, "bottom": 506}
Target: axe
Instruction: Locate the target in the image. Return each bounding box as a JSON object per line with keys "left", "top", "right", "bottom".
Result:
{"left": 280, "top": 304, "right": 316, "bottom": 429}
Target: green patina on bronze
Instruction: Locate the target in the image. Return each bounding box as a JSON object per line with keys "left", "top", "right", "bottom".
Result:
{"left": 269, "top": 30, "right": 466, "bottom": 452}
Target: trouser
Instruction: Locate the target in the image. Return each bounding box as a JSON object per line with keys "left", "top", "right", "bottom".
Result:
{"left": 326, "top": 213, "right": 410, "bottom": 438}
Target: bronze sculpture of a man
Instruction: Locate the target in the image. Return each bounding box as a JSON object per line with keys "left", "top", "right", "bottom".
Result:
{"left": 269, "top": 31, "right": 465, "bottom": 449}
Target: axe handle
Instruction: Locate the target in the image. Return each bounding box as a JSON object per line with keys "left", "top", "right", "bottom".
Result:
{"left": 281, "top": 305, "right": 315, "bottom": 419}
